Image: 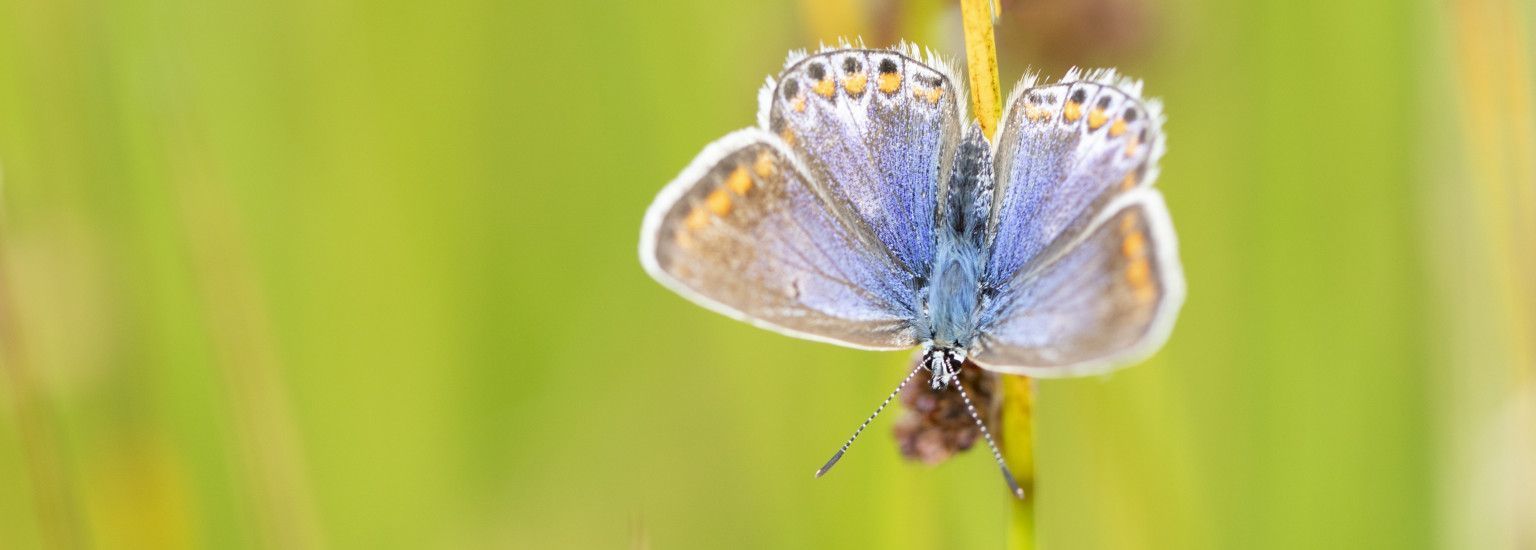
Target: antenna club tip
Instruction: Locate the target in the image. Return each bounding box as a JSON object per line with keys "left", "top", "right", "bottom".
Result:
{"left": 815, "top": 450, "right": 845, "bottom": 479}
{"left": 999, "top": 464, "right": 1025, "bottom": 499}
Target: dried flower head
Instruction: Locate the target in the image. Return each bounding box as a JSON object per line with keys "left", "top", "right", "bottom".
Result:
{"left": 893, "top": 354, "right": 999, "bottom": 464}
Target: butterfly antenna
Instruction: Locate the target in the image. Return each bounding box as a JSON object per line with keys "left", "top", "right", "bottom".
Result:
{"left": 952, "top": 372, "right": 1026, "bottom": 499}
{"left": 814, "top": 363, "right": 924, "bottom": 478}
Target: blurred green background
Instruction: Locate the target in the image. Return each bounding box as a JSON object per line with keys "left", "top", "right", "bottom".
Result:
{"left": 1, "top": 0, "right": 1532, "bottom": 548}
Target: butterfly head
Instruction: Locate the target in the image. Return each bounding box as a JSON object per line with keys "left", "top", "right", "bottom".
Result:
{"left": 922, "top": 346, "right": 967, "bottom": 390}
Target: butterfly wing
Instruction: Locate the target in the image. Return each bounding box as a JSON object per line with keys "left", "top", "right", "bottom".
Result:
{"left": 971, "top": 71, "right": 1184, "bottom": 375}
{"left": 641, "top": 45, "right": 969, "bottom": 350}
{"left": 763, "top": 45, "right": 965, "bottom": 279}
{"left": 972, "top": 190, "right": 1184, "bottom": 376}
{"left": 639, "top": 129, "right": 920, "bottom": 350}
{"left": 983, "top": 71, "right": 1167, "bottom": 282}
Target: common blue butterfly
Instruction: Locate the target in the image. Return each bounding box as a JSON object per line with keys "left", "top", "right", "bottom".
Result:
{"left": 639, "top": 43, "right": 1185, "bottom": 497}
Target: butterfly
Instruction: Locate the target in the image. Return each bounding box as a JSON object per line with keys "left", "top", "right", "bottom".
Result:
{"left": 638, "top": 43, "right": 1184, "bottom": 498}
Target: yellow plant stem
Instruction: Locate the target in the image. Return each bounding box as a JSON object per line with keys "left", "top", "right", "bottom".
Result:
{"left": 960, "top": 2, "right": 1032, "bottom": 547}
{"left": 959, "top": 0, "right": 1003, "bottom": 139}
{"left": 1001, "top": 375, "right": 1037, "bottom": 550}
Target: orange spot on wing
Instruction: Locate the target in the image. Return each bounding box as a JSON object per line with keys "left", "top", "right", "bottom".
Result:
{"left": 779, "top": 128, "right": 796, "bottom": 146}
{"left": 684, "top": 207, "right": 709, "bottom": 231}
{"left": 878, "top": 72, "right": 901, "bottom": 94}
{"left": 1063, "top": 101, "right": 1082, "bottom": 122}
{"left": 725, "top": 166, "right": 752, "bottom": 195}
{"left": 1120, "top": 172, "right": 1137, "bottom": 191}
{"left": 1126, "top": 258, "right": 1154, "bottom": 301}
{"left": 1122, "top": 231, "right": 1146, "bottom": 259}
{"left": 1125, "top": 134, "right": 1141, "bottom": 157}
{"left": 1088, "top": 108, "right": 1108, "bottom": 130}
{"left": 1120, "top": 211, "right": 1155, "bottom": 301}
{"left": 792, "top": 96, "right": 806, "bottom": 113}
{"left": 844, "top": 73, "right": 868, "bottom": 95}
{"left": 813, "top": 77, "right": 836, "bottom": 98}
{"left": 706, "top": 187, "right": 732, "bottom": 216}
{"left": 1108, "top": 118, "right": 1128, "bottom": 137}
{"left": 913, "top": 88, "right": 941, "bottom": 104}
{"left": 753, "top": 151, "right": 775, "bottom": 178}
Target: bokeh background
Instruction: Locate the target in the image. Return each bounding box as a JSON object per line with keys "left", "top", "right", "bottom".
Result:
{"left": 1, "top": 0, "right": 1532, "bottom": 548}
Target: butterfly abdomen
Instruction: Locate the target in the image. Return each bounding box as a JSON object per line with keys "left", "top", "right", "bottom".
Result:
{"left": 943, "top": 124, "right": 994, "bottom": 249}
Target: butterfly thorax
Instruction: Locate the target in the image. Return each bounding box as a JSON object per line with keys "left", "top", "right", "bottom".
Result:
{"left": 927, "top": 243, "right": 982, "bottom": 349}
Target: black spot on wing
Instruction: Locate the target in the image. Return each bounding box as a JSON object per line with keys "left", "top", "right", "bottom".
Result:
{"left": 781, "top": 79, "right": 800, "bottom": 99}
{"left": 842, "top": 57, "right": 862, "bottom": 74}
{"left": 807, "top": 62, "right": 827, "bottom": 80}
